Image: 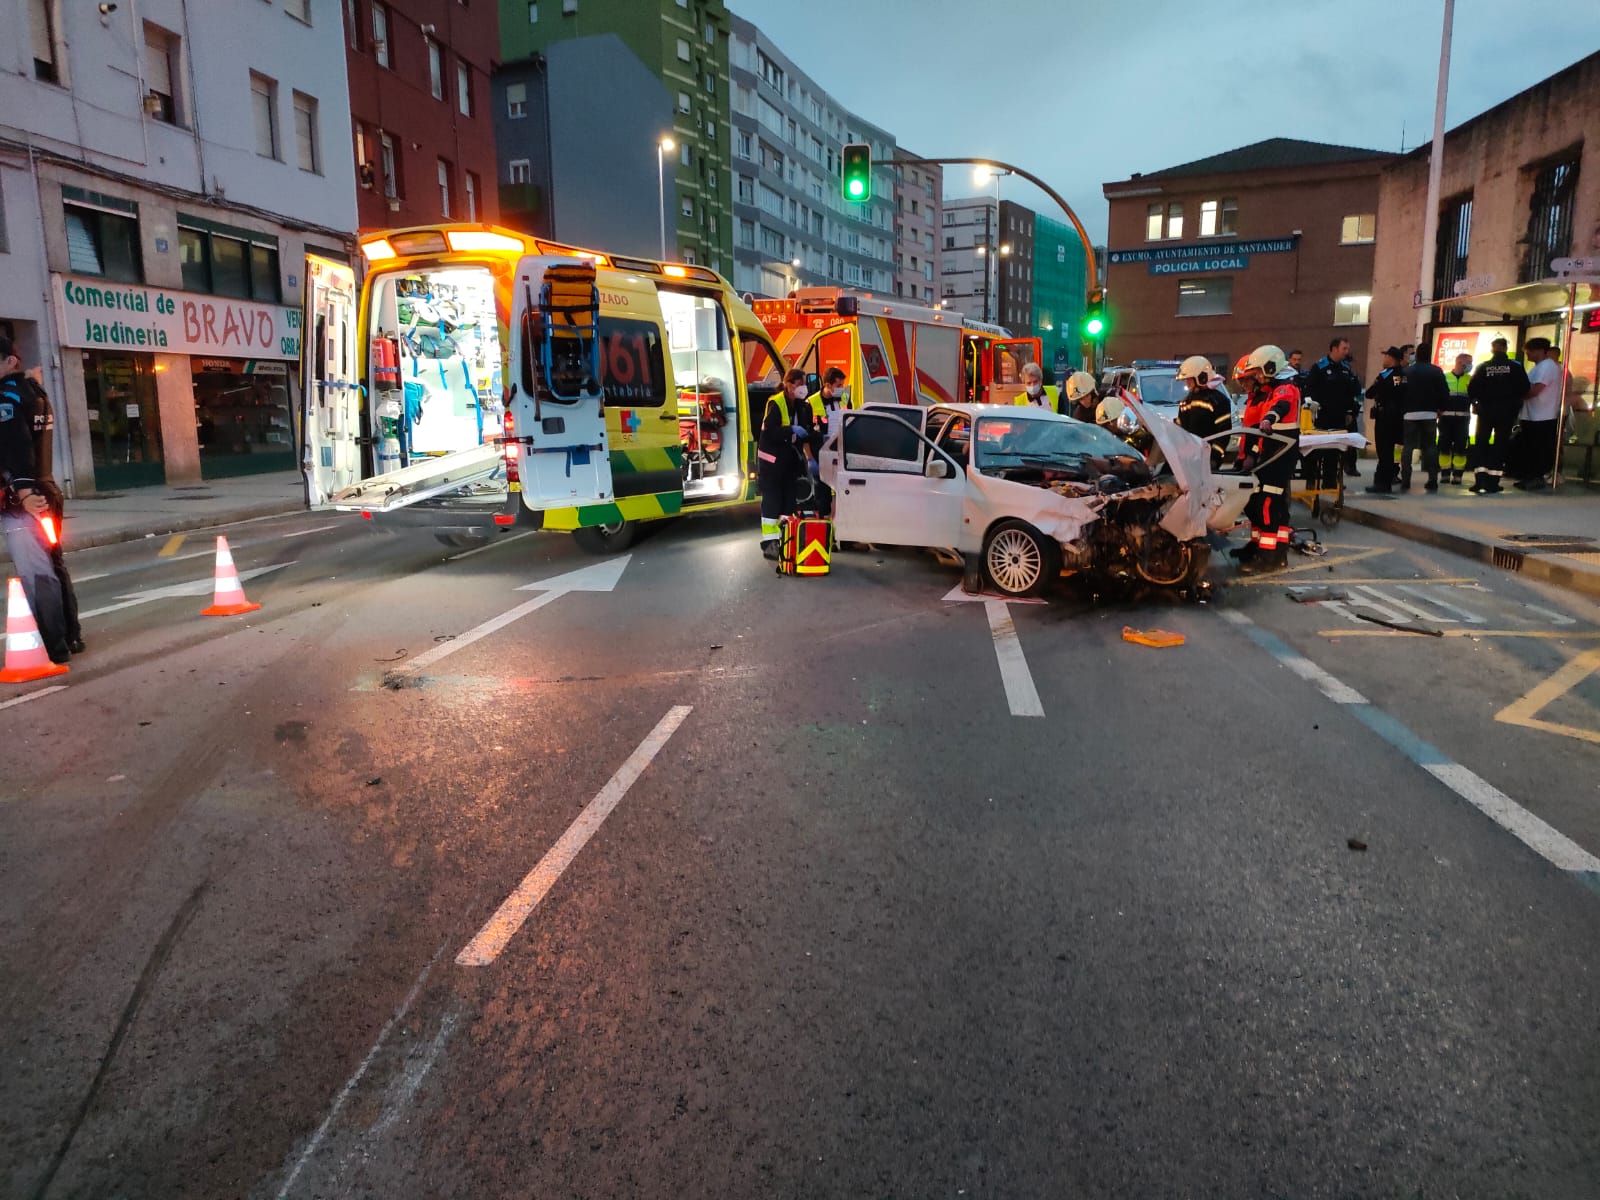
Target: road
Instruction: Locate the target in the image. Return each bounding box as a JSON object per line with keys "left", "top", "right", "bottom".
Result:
{"left": 3, "top": 506, "right": 1599, "bottom": 1198}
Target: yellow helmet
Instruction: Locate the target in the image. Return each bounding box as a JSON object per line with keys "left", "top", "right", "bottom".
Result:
{"left": 1243, "top": 344, "right": 1288, "bottom": 380}
{"left": 1064, "top": 371, "right": 1097, "bottom": 403}
{"left": 1176, "top": 355, "right": 1214, "bottom": 384}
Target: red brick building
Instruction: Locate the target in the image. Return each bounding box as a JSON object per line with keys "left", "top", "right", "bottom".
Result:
{"left": 1101, "top": 139, "right": 1395, "bottom": 376}
{"left": 343, "top": 0, "right": 499, "bottom": 232}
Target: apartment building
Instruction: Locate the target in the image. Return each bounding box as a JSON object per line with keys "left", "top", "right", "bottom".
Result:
{"left": 894, "top": 154, "right": 941, "bottom": 305}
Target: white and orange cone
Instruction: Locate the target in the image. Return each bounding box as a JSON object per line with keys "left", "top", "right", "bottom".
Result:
{"left": 200, "top": 536, "right": 262, "bottom": 617}
{"left": 0, "top": 577, "right": 69, "bottom": 683}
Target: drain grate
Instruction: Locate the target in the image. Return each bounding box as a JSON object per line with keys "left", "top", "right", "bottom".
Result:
{"left": 170, "top": 495, "right": 219, "bottom": 502}
{"left": 1503, "top": 532, "right": 1595, "bottom": 547}
{"left": 1498, "top": 541, "right": 1597, "bottom": 555}
{"left": 1492, "top": 547, "right": 1526, "bottom": 572}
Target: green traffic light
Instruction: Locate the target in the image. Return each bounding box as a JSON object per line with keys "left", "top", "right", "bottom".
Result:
{"left": 847, "top": 179, "right": 865, "bottom": 198}
{"left": 1085, "top": 316, "right": 1105, "bottom": 336}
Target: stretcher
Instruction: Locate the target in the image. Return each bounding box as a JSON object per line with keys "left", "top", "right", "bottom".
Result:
{"left": 1295, "top": 431, "right": 1369, "bottom": 528}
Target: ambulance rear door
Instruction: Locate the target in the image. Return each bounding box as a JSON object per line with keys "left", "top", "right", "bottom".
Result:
{"left": 301, "top": 255, "right": 361, "bottom": 506}
{"left": 986, "top": 338, "right": 1040, "bottom": 405}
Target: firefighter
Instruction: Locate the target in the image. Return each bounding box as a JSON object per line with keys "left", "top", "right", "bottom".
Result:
{"left": 806, "top": 366, "right": 849, "bottom": 517}
{"left": 1467, "top": 337, "right": 1529, "bottom": 495}
{"left": 1175, "top": 355, "right": 1232, "bottom": 469}
{"left": 1363, "top": 346, "right": 1408, "bottom": 494}
{"left": 757, "top": 368, "right": 814, "bottom": 559}
{"left": 1063, "top": 371, "right": 1099, "bottom": 423}
{"left": 1233, "top": 344, "right": 1301, "bottom": 574}
{"left": 1015, "top": 362, "right": 1057, "bottom": 410}
{"left": 1439, "top": 352, "right": 1474, "bottom": 485}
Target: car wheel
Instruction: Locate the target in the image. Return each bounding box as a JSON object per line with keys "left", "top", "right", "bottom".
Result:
{"left": 434, "top": 531, "right": 489, "bottom": 550}
{"left": 572, "top": 519, "right": 637, "bottom": 554}
{"left": 1134, "top": 530, "right": 1194, "bottom": 587}
{"left": 982, "top": 520, "right": 1059, "bottom": 599}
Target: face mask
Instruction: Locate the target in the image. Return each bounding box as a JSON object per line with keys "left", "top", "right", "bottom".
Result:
{"left": 1026, "top": 383, "right": 1042, "bottom": 397}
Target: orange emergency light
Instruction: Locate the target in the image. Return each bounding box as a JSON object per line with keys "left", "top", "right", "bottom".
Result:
{"left": 39, "top": 514, "right": 59, "bottom": 547}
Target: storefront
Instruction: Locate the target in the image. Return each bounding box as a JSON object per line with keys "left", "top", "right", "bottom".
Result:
{"left": 51, "top": 273, "right": 301, "bottom": 489}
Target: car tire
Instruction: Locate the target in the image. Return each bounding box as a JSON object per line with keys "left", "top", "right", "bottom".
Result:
{"left": 1134, "top": 530, "right": 1195, "bottom": 588}
{"left": 435, "top": 531, "right": 489, "bottom": 550}
{"left": 572, "top": 519, "right": 638, "bottom": 555}
{"left": 981, "top": 520, "right": 1059, "bottom": 599}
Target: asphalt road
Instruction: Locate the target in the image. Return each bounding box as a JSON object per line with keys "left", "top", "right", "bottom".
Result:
{"left": 2, "top": 506, "right": 1599, "bottom": 1199}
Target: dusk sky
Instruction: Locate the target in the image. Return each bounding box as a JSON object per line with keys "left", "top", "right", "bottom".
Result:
{"left": 728, "top": 0, "right": 1600, "bottom": 245}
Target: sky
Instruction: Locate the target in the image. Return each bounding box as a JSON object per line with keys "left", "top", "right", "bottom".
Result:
{"left": 726, "top": 0, "right": 1600, "bottom": 245}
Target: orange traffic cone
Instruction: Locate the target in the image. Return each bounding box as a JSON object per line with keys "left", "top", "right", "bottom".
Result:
{"left": 200, "top": 536, "right": 262, "bottom": 617}
{"left": 0, "top": 577, "right": 69, "bottom": 683}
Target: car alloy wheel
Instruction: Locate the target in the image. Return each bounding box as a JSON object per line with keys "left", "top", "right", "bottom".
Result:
{"left": 986, "top": 524, "right": 1048, "bottom": 597}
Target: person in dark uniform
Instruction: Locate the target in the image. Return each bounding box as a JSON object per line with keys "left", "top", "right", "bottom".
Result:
{"left": 1063, "top": 371, "right": 1100, "bottom": 423}
{"left": 757, "top": 367, "right": 813, "bottom": 559}
{"left": 1303, "top": 336, "right": 1363, "bottom": 485}
{"left": 1467, "top": 337, "right": 1529, "bottom": 495}
{"left": 1175, "top": 356, "right": 1232, "bottom": 469}
{"left": 1364, "top": 346, "right": 1408, "bottom": 494}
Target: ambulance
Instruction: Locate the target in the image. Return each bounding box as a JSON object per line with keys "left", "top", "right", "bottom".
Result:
{"left": 301, "top": 224, "right": 791, "bottom": 552}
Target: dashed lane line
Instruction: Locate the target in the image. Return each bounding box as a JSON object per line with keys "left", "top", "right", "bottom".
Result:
{"left": 445, "top": 530, "right": 535, "bottom": 561}
{"left": 1218, "top": 609, "right": 1600, "bottom": 881}
{"left": 0, "top": 684, "right": 68, "bottom": 711}
{"left": 158, "top": 534, "right": 187, "bottom": 557}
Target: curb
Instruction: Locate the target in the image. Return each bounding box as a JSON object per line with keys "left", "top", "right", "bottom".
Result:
{"left": 0, "top": 497, "right": 306, "bottom": 568}
{"left": 1341, "top": 502, "right": 1600, "bottom": 602}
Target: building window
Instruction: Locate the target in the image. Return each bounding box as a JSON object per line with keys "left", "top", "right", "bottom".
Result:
{"left": 508, "top": 159, "right": 531, "bottom": 184}
{"left": 1176, "top": 277, "right": 1232, "bottom": 317}
{"left": 353, "top": 120, "right": 374, "bottom": 189}
{"left": 678, "top": 91, "right": 691, "bottom": 113}
{"left": 562, "top": 0, "right": 576, "bottom": 13}
{"left": 1165, "top": 202, "right": 1183, "bottom": 240}
{"left": 676, "top": 38, "right": 690, "bottom": 61}
{"left": 456, "top": 62, "right": 472, "bottom": 116}
{"left": 380, "top": 131, "right": 401, "bottom": 198}
{"left": 1145, "top": 203, "right": 1162, "bottom": 241}
{"left": 427, "top": 39, "right": 443, "bottom": 100}
{"left": 1199, "top": 197, "right": 1237, "bottom": 236}
{"left": 1433, "top": 194, "right": 1472, "bottom": 319}
{"left": 345, "top": 0, "right": 361, "bottom": 49}
{"left": 705, "top": 21, "right": 714, "bottom": 43}
{"left": 1333, "top": 294, "right": 1371, "bottom": 326}
{"left": 286, "top": 0, "right": 312, "bottom": 23}
{"left": 736, "top": 131, "right": 752, "bottom": 159}
{"left": 680, "top": 144, "right": 691, "bottom": 167}
{"left": 1521, "top": 153, "right": 1580, "bottom": 283}
{"left": 738, "top": 219, "right": 755, "bottom": 249}
{"left": 438, "top": 159, "right": 452, "bottom": 218}
{"left": 250, "top": 72, "right": 280, "bottom": 159}
{"left": 142, "top": 23, "right": 183, "bottom": 125}
{"left": 943, "top": 211, "right": 956, "bottom": 226}
{"left": 64, "top": 203, "right": 142, "bottom": 282}
{"left": 292, "top": 92, "right": 319, "bottom": 173}
{"left": 1340, "top": 213, "right": 1376, "bottom": 244}
{"left": 506, "top": 82, "right": 527, "bottom": 119}
{"left": 464, "top": 171, "right": 479, "bottom": 221}
{"left": 372, "top": 3, "right": 389, "bottom": 67}
{"left": 682, "top": 199, "right": 694, "bottom": 218}
{"left": 178, "top": 224, "right": 282, "bottom": 302}
{"left": 944, "top": 236, "right": 955, "bottom": 250}
{"left": 29, "top": 0, "right": 60, "bottom": 83}
{"left": 527, "top": 1, "right": 537, "bottom": 20}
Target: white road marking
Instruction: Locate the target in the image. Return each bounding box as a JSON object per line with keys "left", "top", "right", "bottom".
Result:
{"left": 1219, "top": 609, "right": 1366, "bottom": 703}
{"left": 0, "top": 684, "right": 68, "bottom": 711}
{"left": 1394, "top": 583, "right": 1487, "bottom": 624}
{"left": 1422, "top": 763, "right": 1600, "bottom": 873}
{"left": 78, "top": 562, "right": 294, "bottom": 621}
{"left": 456, "top": 705, "right": 693, "bottom": 967}
{"left": 446, "top": 530, "right": 534, "bottom": 561}
{"left": 984, "top": 600, "right": 1045, "bottom": 718}
{"left": 1521, "top": 602, "right": 1577, "bottom": 627}
{"left": 1353, "top": 584, "right": 1457, "bottom": 624}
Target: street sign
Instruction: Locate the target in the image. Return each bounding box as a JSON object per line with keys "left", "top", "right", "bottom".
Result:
{"left": 1551, "top": 256, "right": 1599, "bottom": 276}
{"left": 1452, "top": 273, "right": 1496, "bottom": 296}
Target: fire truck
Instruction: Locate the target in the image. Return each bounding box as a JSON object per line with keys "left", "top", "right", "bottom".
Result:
{"left": 960, "top": 319, "right": 1045, "bottom": 407}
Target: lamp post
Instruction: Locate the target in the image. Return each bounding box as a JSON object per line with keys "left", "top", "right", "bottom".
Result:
{"left": 656, "top": 135, "right": 676, "bottom": 260}
{"left": 973, "top": 164, "right": 1012, "bottom": 325}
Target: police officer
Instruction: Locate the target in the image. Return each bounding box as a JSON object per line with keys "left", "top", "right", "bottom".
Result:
{"left": 1439, "top": 352, "right": 1474, "bottom": 485}
{"left": 757, "top": 367, "right": 813, "bottom": 559}
{"left": 1363, "top": 346, "right": 1408, "bottom": 494}
{"left": 1467, "top": 337, "right": 1529, "bottom": 495}
{"left": 1303, "top": 336, "right": 1363, "bottom": 486}
{"left": 0, "top": 337, "right": 75, "bottom": 662}
{"left": 1063, "top": 371, "right": 1099, "bottom": 423}
{"left": 806, "top": 366, "right": 850, "bottom": 517}
{"left": 1175, "top": 355, "right": 1232, "bottom": 469}
{"left": 1234, "top": 344, "right": 1301, "bottom": 574}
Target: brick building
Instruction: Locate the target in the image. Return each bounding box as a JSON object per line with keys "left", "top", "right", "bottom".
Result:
{"left": 346, "top": 0, "right": 500, "bottom": 232}
{"left": 1101, "top": 139, "right": 1395, "bottom": 375}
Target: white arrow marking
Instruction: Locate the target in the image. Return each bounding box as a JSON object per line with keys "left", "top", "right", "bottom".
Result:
{"left": 940, "top": 584, "right": 1044, "bottom": 716}
{"left": 394, "top": 554, "right": 632, "bottom": 676}
{"left": 78, "top": 563, "right": 295, "bottom": 621}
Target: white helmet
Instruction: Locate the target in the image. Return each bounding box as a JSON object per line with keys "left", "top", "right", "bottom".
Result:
{"left": 1176, "top": 355, "right": 1214, "bottom": 384}
{"left": 1243, "top": 344, "right": 1287, "bottom": 381}
{"left": 1064, "top": 370, "right": 1097, "bottom": 403}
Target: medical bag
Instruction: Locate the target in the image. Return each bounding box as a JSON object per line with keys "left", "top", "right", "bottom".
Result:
{"left": 777, "top": 515, "right": 831, "bottom": 577}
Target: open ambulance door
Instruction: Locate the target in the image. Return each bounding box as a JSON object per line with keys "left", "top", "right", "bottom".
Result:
{"left": 301, "top": 255, "right": 362, "bottom": 506}
{"left": 985, "top": 338, "right": 1041, "bottom": 405}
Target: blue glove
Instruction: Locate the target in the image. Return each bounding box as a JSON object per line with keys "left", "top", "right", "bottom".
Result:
{"left": 790, "top": 423, "right": 809, "bottom": 439}
{"left": 807, "top": 458, "right": 820, "bottom": 477}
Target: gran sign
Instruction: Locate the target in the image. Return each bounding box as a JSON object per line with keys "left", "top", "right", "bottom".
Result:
{"left": 1108, "top": 237, "right": 1298, "bottom": 276}
{"left": 52, "top": 275, "right": 301, "bottom": 360}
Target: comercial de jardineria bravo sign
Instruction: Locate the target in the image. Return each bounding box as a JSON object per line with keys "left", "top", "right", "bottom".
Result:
{"left": 51, "top": 275, "right": 301, "bottom": 360}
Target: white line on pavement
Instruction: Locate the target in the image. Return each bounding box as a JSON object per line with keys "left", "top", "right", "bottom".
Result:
{"left": 1422, "top": 763, "right": 1600, "bottom": 874}
{"left": 456, "top": 705, "right": 693, "bottom": 967}
{"left": 1219, "top": 608, "right": 1367, "bottom": 704}
{"left": 1354, "top": 584, "right": 1458, "bottom": 624}
{"left": 398, "top": 590, "right": 568, "bottom": 675}
{"left": 984, "top": 599, "right": 1044, "bottom": 718}
{"left": 0, "top": 684, "right": 68, "bottom": 711}
{"left": 446, "top": 530, "right": 534, "bottom": 561}
{"left": 1393, "top": 584, "right": 1487, "bottom": 624}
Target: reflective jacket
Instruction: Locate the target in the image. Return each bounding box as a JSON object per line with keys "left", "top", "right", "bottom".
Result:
{"left": 1239, "top": 381, "right": 1300, "bottom": 462}
{"left": 757, "top": 392, "right": 806, "bottom": 472}
{"left": 1441, "top": 368, "right": 1472, "bottom": 415}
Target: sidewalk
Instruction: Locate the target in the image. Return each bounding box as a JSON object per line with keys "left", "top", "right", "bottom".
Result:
{"left": 2, "top": 470, "right": 306, "bottom": 566}
{"left": 1341, "top": 480, "right": 1600, "bottom": 600}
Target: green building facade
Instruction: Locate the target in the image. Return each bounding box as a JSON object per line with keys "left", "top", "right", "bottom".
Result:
{"left": 1031, "top": 214, "right": 1089, "bottom": 379}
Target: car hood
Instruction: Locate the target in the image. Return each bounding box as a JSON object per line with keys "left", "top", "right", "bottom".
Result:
{"left": 1123, "top": 394, "right": 1237, "bottom": 540}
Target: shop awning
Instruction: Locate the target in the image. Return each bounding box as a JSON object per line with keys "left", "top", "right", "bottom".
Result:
{"left": 1417, "top": 277, "right": 1600, "bottom": 320}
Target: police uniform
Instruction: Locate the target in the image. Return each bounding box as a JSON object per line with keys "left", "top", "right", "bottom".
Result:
{"left": 0, "top": 371, "right": 73, "bottom": 661}
{"left": 1238, "top": 376, "right": 1301, "bottom": 565}
{"left": 757, "top": 390, "right": 809, "bottom": 553}
{"left": 1303, "top": 353, "right": 1362, "bottom": 485}
{"left": 1439, "top": 367, "right": 1473, "bottom": 484}
{"left": 1467, "top": 352, "right": 1529, "bottom": 493}
{"left": 1178, "top": 383, "right": 1232, "bottom": 470}
{"left": 1364, "top": 365, "right": 1408, "bottom": 492}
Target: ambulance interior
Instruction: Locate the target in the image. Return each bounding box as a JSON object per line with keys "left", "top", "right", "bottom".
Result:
{"left": 366, "top": 266, "right": 503, "bottom": 467}
{"left": 660, "top": 289, "right": 744, "bottom": 501}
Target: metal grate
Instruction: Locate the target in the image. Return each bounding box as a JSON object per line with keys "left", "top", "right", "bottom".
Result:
{"left": 1503, "top": 533, "right": 1595, "bottom": 545}
{"left": 1492, "top": 546, "right": 1526, "bottom": 572}
{"left": 1433, "top": 194, "right": 1472, "bottom": 322}
{"left": 1521, "top": 155, "right": 1580, "bottom": 283}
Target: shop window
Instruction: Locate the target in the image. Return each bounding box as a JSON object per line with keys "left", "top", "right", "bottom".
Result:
{"left": 143, "top": 23, "right": 183, "bottom": 126}
{"left": 250, "top": 244, "right": 281, "bottom": 301}
{"left": 457, "top": 62, "right": 472, "bottom": 116}
{"left": 464, "top": 171, "right": 479, "bottom": 221}
{"left": 1340, "top": 213, "right": 1376, "bottom": 244}
{"left": 1333, "top": 294, "right": 1371, "bottom": 326}
{"left": 250, "top": 72, "right": 280, "bottom": 160}
{"left": 1176, "top": 277, "right": 1232, "bottom": 317}
{"left": 179, "top": 227, "right": 208, "bottom": 290}
{"left": 372, "top": 2, "right": 390, "bottom": 68}
{"left": 211, "top": 236, "right": 250, "bottom": 298}
{"left": 64, "top": 203, "right": 142, "bottom": 282}
{"left": 84, "top": 351, "right": 165, "bottom": 490}
{"left": 506, "top": 82, "right": 527, "bottom": 119}
{"left": 293, "top": 92, "right": 319, "bottom": 173}
{"left": 30, "top": 0, "right": 61, "bottom": 84}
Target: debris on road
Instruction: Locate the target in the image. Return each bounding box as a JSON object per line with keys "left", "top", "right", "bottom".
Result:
{"left": 1347, "top": 838, "right": 1368, "bottom": 852}
{"left": 1355, "top": 612, "right": 1444, "bottom": 637}
{"left": 1287, "top": 585, "right": 1349, "bottom": 603}
{"left": 1123, "top": 627, "right": 1185, "bottom": 648}
{"left": 367, "top": 777, "right": 383, "bottom": 787}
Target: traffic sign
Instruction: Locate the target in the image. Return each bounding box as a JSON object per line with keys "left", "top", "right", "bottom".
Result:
{"left": 1551, "top": 256, "right": 1600, "bottom": 278}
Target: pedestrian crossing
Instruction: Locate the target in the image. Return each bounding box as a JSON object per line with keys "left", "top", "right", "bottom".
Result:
{"left": 1299, "top": 581, "right": 1580, "bottom": 630}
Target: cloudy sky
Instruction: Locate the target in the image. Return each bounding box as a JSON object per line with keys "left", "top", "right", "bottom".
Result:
{"left": 728, "top": 0, "right": 1600, "bottom": 244}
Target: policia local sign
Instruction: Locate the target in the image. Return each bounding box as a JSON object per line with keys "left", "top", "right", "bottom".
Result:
{"left": 1108, "top": 237, "right": 1299, "bottom": 276}
{"left": 51, "top": 275, "right": 301, "bottom": 360}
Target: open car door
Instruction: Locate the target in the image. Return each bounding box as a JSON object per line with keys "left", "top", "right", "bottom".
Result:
{"left": 832, "top": 410, "right": 964, "bottom": 548}
{"left": 301, "top": 255, "right": 361, "bottom": 506}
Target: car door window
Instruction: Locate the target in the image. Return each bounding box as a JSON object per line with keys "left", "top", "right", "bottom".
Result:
{"left": 842, "top": 411, "right": 924, "bottom": 473}
{"left": 935, "top": 415, "right": 970, "bottom": 469}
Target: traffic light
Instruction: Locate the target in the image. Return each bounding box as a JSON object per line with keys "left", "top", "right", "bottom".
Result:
{"left": 1083, "top": 288, "right": 1107, "bottom": 341}
{"left": 841, "top": 143, "right": 872, "bottom": 202}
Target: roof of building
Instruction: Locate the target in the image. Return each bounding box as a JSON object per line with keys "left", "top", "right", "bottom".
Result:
{"left": 1117, "top": 138, "right": 1395, "bottom": 185}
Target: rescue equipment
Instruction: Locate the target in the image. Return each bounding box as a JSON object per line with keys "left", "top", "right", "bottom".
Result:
{"left": 778, "top": 515, "right": 831, "bottom": 576}
{"left": 0, "top": 576, "right": 68, "bottom": 683}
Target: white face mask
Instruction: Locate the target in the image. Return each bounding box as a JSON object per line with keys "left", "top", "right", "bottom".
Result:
{"left": 1026, "top": 383, "right": 1042, "bottom": 397}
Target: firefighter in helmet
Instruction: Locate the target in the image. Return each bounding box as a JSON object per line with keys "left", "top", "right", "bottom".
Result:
{"left": 1063, "top": 371, "right": 1100, "bottom": 424}
{"left": 1175, "top": 355, "right": 1233, "bottom": 469}
{"left": 1234, "top": 344, "right": 1301, "bottom": 573}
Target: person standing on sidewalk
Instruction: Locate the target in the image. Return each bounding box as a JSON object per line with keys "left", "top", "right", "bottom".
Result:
{"left": 1513, "top": 337, "right": 1563, "bottom": 490}
{"left": 1439, "top": 352, "right": 1474, "bottom": 485}
{"left": 1467, "top": 337, "right": 1529, "bottom": 495}
{"left": 1401, "top": 353, "right": 1446, "bottom": 492}
{"left": 1304, "top": 337, "right": 1363, "bottom": 487}
{"left": 1364, "top": 346, "right": 1408, "bottom": 494}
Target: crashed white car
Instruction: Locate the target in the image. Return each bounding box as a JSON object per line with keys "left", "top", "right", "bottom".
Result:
{"left": 819, "top": 398, "right": 1256, "bottom": 598}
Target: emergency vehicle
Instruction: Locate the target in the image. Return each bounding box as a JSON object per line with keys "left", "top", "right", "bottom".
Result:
{"left": 301, "top": 224, "right": 790, "bottom": 552}
{"left": 960, "top": 320, "right": 1045, "bottom": 407}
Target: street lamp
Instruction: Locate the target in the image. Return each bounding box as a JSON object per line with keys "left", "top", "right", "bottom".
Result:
{"left": 656, "top": 135, "right": 676, "bottom": 260}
